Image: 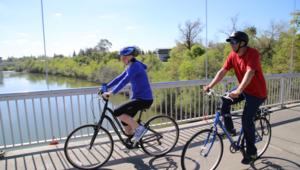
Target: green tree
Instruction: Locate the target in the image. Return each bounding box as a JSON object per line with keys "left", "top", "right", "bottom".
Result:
{"left": 191, "top": 44, "right": 205, "bottom": 58}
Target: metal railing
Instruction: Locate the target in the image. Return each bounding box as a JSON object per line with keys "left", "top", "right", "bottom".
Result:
{"left": 0, "top": 73, "right": 300, "bottom": 149}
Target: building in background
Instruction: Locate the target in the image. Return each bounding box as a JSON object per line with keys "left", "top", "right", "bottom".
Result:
{"left": 155, "top": 49, "right": 170, "bottom": 62}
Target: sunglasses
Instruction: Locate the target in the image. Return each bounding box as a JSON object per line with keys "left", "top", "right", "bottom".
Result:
{"left": 229, "top": 39, "right": 240, "bottom": 45}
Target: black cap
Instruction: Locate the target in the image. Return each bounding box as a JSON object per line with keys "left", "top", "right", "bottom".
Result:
{"left": 226, "top": 31, "right": 249, "bottom": 44}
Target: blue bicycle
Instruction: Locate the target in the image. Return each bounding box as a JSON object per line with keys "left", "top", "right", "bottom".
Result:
{"left": 181, "top": 90, "right": 271, "bottom": 170}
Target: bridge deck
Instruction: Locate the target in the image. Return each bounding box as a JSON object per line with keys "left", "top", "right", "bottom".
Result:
{"left": 1, "top": 105, "right": 300, "bottom": 170}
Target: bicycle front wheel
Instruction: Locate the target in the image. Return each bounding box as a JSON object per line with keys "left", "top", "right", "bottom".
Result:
{"left": 181, "top": 129, "right": 223, "bottom": 170}
{"left": 255, "top": 117, "right": 271, "bottom": 158}
{"left": 140, "top": 115, "right": 179, "bottom": 157}
{"left": 64, "top": 124, "right": 114, "bottom": 169}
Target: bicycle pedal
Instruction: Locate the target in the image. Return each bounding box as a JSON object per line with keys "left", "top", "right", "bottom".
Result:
{"left": 133, "top": 144, "right": 141, "bottom": 149}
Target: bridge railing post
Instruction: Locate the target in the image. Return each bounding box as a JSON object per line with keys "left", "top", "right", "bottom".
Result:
{"left": 279, "top": 77, "right": 286, "bottom": 108}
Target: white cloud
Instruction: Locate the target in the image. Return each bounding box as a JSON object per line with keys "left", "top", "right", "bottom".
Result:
{"left": 125, "top": 26, "right": 137, "bottom": 30}
{"left": 16, "top": 32, "right": 30, "bottom": 37}
{"left": 16, "top": 38, "right": 29, "bottom": 44}
{"left": 53, "top": 13, "right": 62, "bottom": 17}
{"left": 0, "top": 40, "right": 10, "bottom": 45}
{"left": 0, "top": 39, "right": 44, "bottom": 58}
{"left": 81, "top": 33, "right": 98, "bottom": 39}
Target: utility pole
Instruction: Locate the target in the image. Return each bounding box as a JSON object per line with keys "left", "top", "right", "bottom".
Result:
{"left": 290, "top": 0, "right": 297, "bottom": 73}
{"left": 40, "top": 0, "right": 48, "bottom": 88}
{"left": 205, "top": 0, "right": 208, "bottom": 79}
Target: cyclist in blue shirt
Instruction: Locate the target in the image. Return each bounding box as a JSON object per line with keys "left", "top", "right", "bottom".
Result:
{"left": 102, "top": 46, "right": 153, "bottom": 145}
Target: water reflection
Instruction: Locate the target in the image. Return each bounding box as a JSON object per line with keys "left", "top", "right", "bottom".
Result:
{"left": 0, "top": 71, "right": 99, "bottom": 93}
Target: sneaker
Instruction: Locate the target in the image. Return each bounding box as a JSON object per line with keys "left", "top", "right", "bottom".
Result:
{"left": 241, "top": 154, "right": 257, "bottom": 164}
{"left": 133, "top": 125, "right": 148, "bottom": 146}
{"left": 120, "top": 137, "right": 134, "bottom": 153}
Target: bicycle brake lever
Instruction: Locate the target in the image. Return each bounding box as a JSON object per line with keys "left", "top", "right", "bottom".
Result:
{"left": 206, "top": 89, "right": 215, "bottom": 96}
{"left": 223, "top": 93, "right": 234, "bottom": 102}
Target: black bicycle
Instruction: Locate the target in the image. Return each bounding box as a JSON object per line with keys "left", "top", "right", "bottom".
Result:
{"left": 64, "top": 88, "right": 179, "bottom": 169}
{"left": 181, "top": 90, "right": 271, "bottom": 170}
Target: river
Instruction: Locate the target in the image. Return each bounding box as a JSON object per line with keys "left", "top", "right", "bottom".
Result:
{"left": 0, "top": 71, "right": 105, "bottom": 147}
{"left": 0, "top": 71, "right": 99, "bottom": 93}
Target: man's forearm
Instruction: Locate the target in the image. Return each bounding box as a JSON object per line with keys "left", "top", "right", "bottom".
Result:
{"left": 208, "top": 69, "right": 227, "bottom": 88}
{"left": 237, "top": 70, "right": 255, "bottom": 92}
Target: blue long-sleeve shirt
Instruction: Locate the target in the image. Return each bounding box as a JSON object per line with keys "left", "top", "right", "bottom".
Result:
{"left": 107, "top": 60, "right": 153, "bottom": 100}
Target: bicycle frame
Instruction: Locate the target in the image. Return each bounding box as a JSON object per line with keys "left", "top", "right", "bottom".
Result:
{"left": 203, "top": 106, "right": 272, "bottom": 158}
{"left": 91, "top": 98, "right": 160, "bottom": 149}
{"left": 90, "top": 98, "right": 137, "bottom": 148}
{"left": 214, "top": 111, "right": 244, "bottom": 148}
{"left": 201, "top": 110, "right": 244, "bottom": 157}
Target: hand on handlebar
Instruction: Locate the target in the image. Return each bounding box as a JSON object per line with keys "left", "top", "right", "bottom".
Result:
{"left": 98, "top": 83, "right": 110, "bottom": 99}
{"left": 223, "top": 92, "right": 234, "bottom": 102}
{"left": 203, "top": 85, "right": 211, "bottom": 93}
{"left": 203, "top": 88, "right": 234, "bottom": 102}
{"left": 102, "top": 91, "right": 112, "bottom": 100}
{"left": 228, "top": 89, "right": 241, "bottom": 99}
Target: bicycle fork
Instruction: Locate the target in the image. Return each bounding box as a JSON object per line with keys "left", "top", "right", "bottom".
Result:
{"left": 200, "top": 131, "right": 217, "bottom": 157}
{"left": 89, "top": 126, "right": 99, "bottom": 149}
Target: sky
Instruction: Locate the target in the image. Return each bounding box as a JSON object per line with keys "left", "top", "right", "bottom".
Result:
{"left": 0, "top": 0, "right": 298, "bottom": 59}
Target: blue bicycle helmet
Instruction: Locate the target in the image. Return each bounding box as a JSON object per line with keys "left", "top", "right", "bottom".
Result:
{"left": 119, "top": 46, "right": 140, "bottom": 57}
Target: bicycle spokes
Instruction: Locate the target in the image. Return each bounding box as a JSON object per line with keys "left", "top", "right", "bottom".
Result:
{"left": 255, "top": 131, "right": 263, "bottom": 143}
{"left": 254, "top": 117, "right": 271, "bottom": 158}
{"left": 64, "top": 125, "right": 114, "bottom": 169}
{"left": 140, "top": 115, "right": 179, "bottom": 157}
{"left": 142, "top": 131, "right": 163, "bottom": 144}
{"left": 181, "top": 129, "right": 223, "bottom": 170}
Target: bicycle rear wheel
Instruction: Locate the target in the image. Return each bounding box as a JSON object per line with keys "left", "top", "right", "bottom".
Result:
{"left": 140, "top": 115, "right": 179, "bottom": 157}
{"left": 254, "top": 117, "right": 271, "bottom": 158}
{"left": 64, "top": 124, "right": 114, "bottom": 169}
{"left": 181, "top": 129, "right": 223, "bottom": 170}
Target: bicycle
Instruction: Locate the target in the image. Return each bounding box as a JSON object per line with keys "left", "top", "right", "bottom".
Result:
{"left": 64, "top": 86, "right": 179, "bottom": 170}
{"left": 181, "top": 90, "right": 271, "bottom": 170}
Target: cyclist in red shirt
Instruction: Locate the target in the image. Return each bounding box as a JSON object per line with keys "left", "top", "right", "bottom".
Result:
{"left": 204, "top": 31, "right": 267, "bottom": 164}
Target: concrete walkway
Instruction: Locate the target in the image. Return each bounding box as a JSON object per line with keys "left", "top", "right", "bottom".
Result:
{"left": 1, "top": 105, "right": 300, "bottom": 170}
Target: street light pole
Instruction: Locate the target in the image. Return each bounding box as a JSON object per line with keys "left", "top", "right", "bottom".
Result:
{"left": 205, "top": 0, "right": 208, "bottom": 79}
{"left": 40, "top": 0, "right": 48, "bottom": 88}
{"left": 290, "top": 0, "right": 297, "bottom": 73}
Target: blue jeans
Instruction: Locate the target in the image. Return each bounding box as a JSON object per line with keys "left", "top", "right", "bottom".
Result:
{"left": 221, "top": 88, "right": 266, "bottom": 155}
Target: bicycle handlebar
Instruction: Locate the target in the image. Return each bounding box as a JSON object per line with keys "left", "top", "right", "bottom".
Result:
{"left": 206, "top": 89, "right": 234, "bottom": 102}
{"left": 98, "top": 83, "right": 109, "bottom": 101}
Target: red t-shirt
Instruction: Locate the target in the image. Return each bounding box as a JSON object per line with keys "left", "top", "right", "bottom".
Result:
{"left": 223, "top": 47, "right": 267, "bottom": 98}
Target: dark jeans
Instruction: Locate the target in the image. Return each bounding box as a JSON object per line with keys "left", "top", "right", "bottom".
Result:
{"left": 221, "top": 89, "right": 266, "bottom": 155}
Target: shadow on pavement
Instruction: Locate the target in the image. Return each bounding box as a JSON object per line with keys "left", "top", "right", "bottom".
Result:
{"left": 148, "top": 154, "right": 180, "bottom": 170}
{"left": 249, "top": 156, "right": 300, "bottom": 170}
